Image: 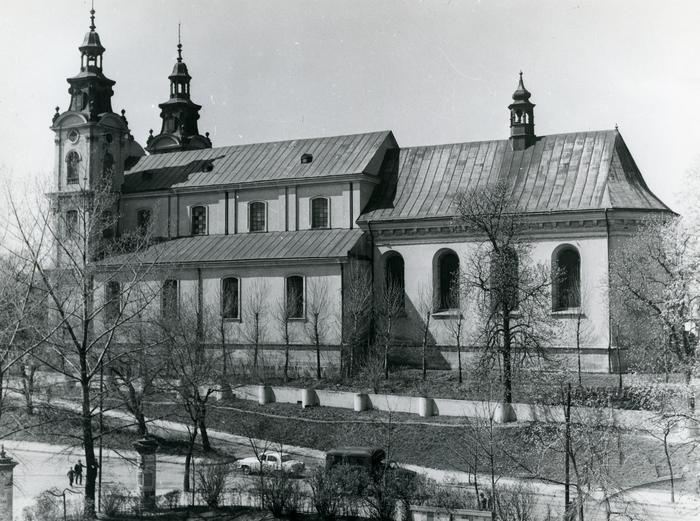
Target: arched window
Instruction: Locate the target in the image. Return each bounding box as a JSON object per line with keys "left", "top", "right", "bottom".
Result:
{"left": 286, "top": 276, "right": 304, "bottom": 318}
{"left": 66, "top": 151, "right": 80, "bottom": 185}
{"left": 553, "top": 246, "right": 581, "bottom": 311}
{"left": 434, "top": 250, "right": 460, "bottom": 311}
{"left": 384, "top": 252, "right": 405, "bottom": 309}
{"left": 249, "top": 202, "right": 266, "bottom": 232}
{"left": 221, "top": 277, "right": 240, "bottom": 319}
{"left": 311, "top": 197, "right": 329, "bottom": 229}
{"left": 490, "top": 247, "right": 519, "bottom": 311}
{"left": 191, "top": 205, "right": 207, "bottom": 235}
{"left": 161, "top": 280, "right": 178, "bottom": 319}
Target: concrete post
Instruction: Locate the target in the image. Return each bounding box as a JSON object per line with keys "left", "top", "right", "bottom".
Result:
{"left": 133, "top": 438, "right": 158, "bottom": 510}
{"left": 0, "top": 446, "right": 18, "bottom": 521}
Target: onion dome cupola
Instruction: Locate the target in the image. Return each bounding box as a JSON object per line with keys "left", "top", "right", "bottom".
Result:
{"left": 508, "top": 72, "right": 536, "bottom": 150}
{"left": 65, "top": 5, "right": 115, "bottom": 119}
{"left": 146, "top": 26, "right": 212, "bottom": 154}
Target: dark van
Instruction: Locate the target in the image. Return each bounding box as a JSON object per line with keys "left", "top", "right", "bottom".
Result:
{"left": 325, "top": 447, "right": 387, "bottom": 473}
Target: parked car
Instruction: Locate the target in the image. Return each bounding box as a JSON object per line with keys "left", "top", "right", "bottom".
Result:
{"left": 325, "top": 447, "right": 387, "bottom": 475}
{"left": 236, "top": 451, "right": 305, "bottom": 476}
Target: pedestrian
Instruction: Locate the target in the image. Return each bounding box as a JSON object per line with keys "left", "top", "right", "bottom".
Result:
{"left": 479, "top": 492, "right": 487, "bottom": 510}
{"left": 67, "top": 468, "right": 74, "bottom": 487}
{"left": 74, "top": 460, "right": 85, "bottom": 485}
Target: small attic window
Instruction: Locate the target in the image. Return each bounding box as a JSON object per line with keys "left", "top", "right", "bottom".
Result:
{"left": 301, "top": 153, "right": 313, "bottom": 164}
{"left": 202, "top": 161, "right": 214, "bottom": 172}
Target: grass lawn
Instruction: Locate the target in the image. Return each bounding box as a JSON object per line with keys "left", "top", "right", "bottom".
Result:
{"left": 141, "top": 396, "right": 694, "bottom": 494}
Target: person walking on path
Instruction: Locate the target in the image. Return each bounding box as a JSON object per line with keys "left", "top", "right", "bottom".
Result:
{"left": 74, "top": 460, "right": 85, "bottom": 485}
{"left": 67, "top": 468, "right": 74, "bottom": 487}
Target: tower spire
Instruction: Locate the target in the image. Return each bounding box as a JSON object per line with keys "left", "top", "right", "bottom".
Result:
{"left": 90, "top": 0, "right": 96, "bottom": 31}
{"left": 177, "top": 22, "right": 183, "bottom": 63}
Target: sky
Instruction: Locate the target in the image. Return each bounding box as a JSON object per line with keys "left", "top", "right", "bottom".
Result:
{"left": 0, "top": 0, "right": 699, "bottom": 214}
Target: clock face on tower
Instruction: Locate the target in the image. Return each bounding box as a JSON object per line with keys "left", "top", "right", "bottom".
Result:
{"left": 68, "top": 129, "right": 80, "bottom": 144}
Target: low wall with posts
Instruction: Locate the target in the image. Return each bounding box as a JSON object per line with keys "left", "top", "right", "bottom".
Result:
{"left": 409, "top": 504, "right": 494, "bottom": 521}
{"left": 230, "top": 384, "right": 657, "bottom": 429}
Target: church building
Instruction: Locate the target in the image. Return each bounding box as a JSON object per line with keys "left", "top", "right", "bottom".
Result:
{"left": 49, "top": 8, "right": 672, "bottom": 374}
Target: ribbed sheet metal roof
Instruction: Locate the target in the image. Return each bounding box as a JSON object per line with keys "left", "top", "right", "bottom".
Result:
{"left": 360, "top": 130, "right": 669, "bottom": 222}
{"left": 122, "top": 131, "right": 392, "bottom": 192}
{"left": 99, "top": 229, "right": 366, "bottom": 266}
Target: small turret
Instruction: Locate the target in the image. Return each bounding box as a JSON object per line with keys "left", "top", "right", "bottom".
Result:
{"left": 147, "top": 25, "right": 212, "bottom": 154}
{"left": 508, "top": 72, "right": 536, "bottom": 150}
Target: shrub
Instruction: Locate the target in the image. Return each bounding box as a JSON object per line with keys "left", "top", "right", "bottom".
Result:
{"left": 100, "top": 483, "right": 131, "bottom": 516}
{"left": 260, "top": 470, "right": 303, "bottom": 518}
{"left": 309, "top": 466, "right": 355, "bottom": 521}
{"left": 158, "top": 489, "right": 181, "bottom": 510}
{"left": 197, "top": 463, "right": 232, "bottom": 508}
{"left": 495, "top": 482, "right": 537, "bottom": 521}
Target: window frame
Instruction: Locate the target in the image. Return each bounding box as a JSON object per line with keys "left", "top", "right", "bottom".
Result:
{"left": 190, "top": 204, "right": 208, "bottom": 236}
{"left": 221, "top": 276, "right": 241, "bottom": 321}
{"left": 551, "top": 244, "right": 582, "bottom": 313}
{"left": 383, "top": 251, "right": 405, "bottom": 312}
{"left": 285, "top": 275, "right": 306, "bottom": 320}
{"left": 310, "top": 196, "right": 330, "bottom": 229}
{"left": 65, "top": 150, "right": 81, "bottom": 185}
{"left": 248, "top": 201, "right": 267, "bottom": 233}
{"left": 433, "top": 249, "right": 461, "bottom": 313}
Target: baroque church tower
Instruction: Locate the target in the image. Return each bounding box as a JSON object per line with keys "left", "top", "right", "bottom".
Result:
{"left": 50, "top": 5, "right": 144, "bottom": 196}
{"left": 146, "top": 26, "right": 212, "bottom": 154}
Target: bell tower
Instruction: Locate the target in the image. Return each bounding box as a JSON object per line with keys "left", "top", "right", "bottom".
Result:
{"left": 50, "top": 4, "right": 144, "bottom": 195}
{"left": 508, "top": 72, "right": 536, "bottom": 150}
{"left": 146, "top": 25, "right": 212, "bottom": 154}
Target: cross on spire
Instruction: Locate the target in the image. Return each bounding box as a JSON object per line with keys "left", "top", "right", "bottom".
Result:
{"left": 177, "top": 22, "right": 183, "bottom": 62}
{"left": 89, "top": 0, "right": 96, "bottom": 32}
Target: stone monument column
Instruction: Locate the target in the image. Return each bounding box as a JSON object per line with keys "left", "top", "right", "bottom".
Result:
{"left": 0, "top": 446, "right": 18, "bottom": 521}
{"left": 133, "top": 438, "right": 158, "bottom": 510}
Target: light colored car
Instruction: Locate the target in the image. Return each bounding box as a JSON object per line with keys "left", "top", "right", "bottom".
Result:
{"left": 236, "top": 451, "right": 305, "bottom": 476}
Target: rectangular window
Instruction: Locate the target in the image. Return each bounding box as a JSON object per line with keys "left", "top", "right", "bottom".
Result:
{"left": 161, "top": 280, "right": 178, "bottom": 319}
{"left": 191, "top": 206, "right": 207, "bottom": 235}
{"left": 286, "top": 276, "right": 304, "bottom": 318}
{"left": 104, "top": 281, "right": 121, "bottom": 322}
{"left": 249, "top": 202, "right": 266, "bottom": 232}
{"left": 221, "top": 277, "right": 240, "bottom": 319}
{"left": 311, "top": 198, "right": 329, "bottom": 229}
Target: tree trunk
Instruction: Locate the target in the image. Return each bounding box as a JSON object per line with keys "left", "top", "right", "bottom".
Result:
{"left": 315, "top": 318, "right": 321, "bottom": 380}
{"left": 21, "top": 364, "right": 36, "bottom": 415}
{"left": 81, "top": 374, "right": 97, "bottom": 517}
{"left": 564, "top": 384, "right": 572, "bottom": 520}
{"left": 421, "top": 312, "right": 431, "bottom": 381}
{"left": 199, "top": 418, "right": 211, "bottom": 452}
{"left": 664, "top": 428, "right": 675, "bottom": 503}
{"left": 183, "top": 426, "right": 198, "bottom": 492}
{"left": 284, "top": 321, "right": 290, "bottom": 382}
{"left": 457, "top": 336, "right": 462, "bottom": 384}
{"left": 502, "top": 314, "right": 513, "bottom": 404}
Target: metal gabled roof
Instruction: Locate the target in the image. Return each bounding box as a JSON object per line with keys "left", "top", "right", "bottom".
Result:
{"left": 122, "top": 131, "right": 394, "bottom": 193}
{"left": 97, "top": 228, "right": 367, "bottom": 267}
{"left": 359, "top": 129, "right": 670, "bottom": 223}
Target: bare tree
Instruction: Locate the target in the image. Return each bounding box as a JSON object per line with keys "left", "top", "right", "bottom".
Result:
{"left": 610, "top": 215, "right": 699, "bottom": 421}
{"left": 444, "top": 272, "right": 469, "bottom": 384}
{"left": 273, "top": 285, "right": 299, "bottom": 382}
{"left": 453, "top": 180, "right": 553, "bottom": 420}
{"left": 5, "top": 181, "right": 160, "bottom": 517}
{"left": 416, "top": 285, "right": 433, "bottom": 381}
{"left": 306, "top": 279, "right": 330, "bottom": 380}
{"left": 342, "top": 261, "right": 372, "bottom": 377}
{"left": 376, "top": 281, "right": 404, "bottom": 380}
{"left": 156, "top": 296, "right": 220, "bottom": 491}
{"left": 242, "top": 280, "right": 269, "bottom": 370}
